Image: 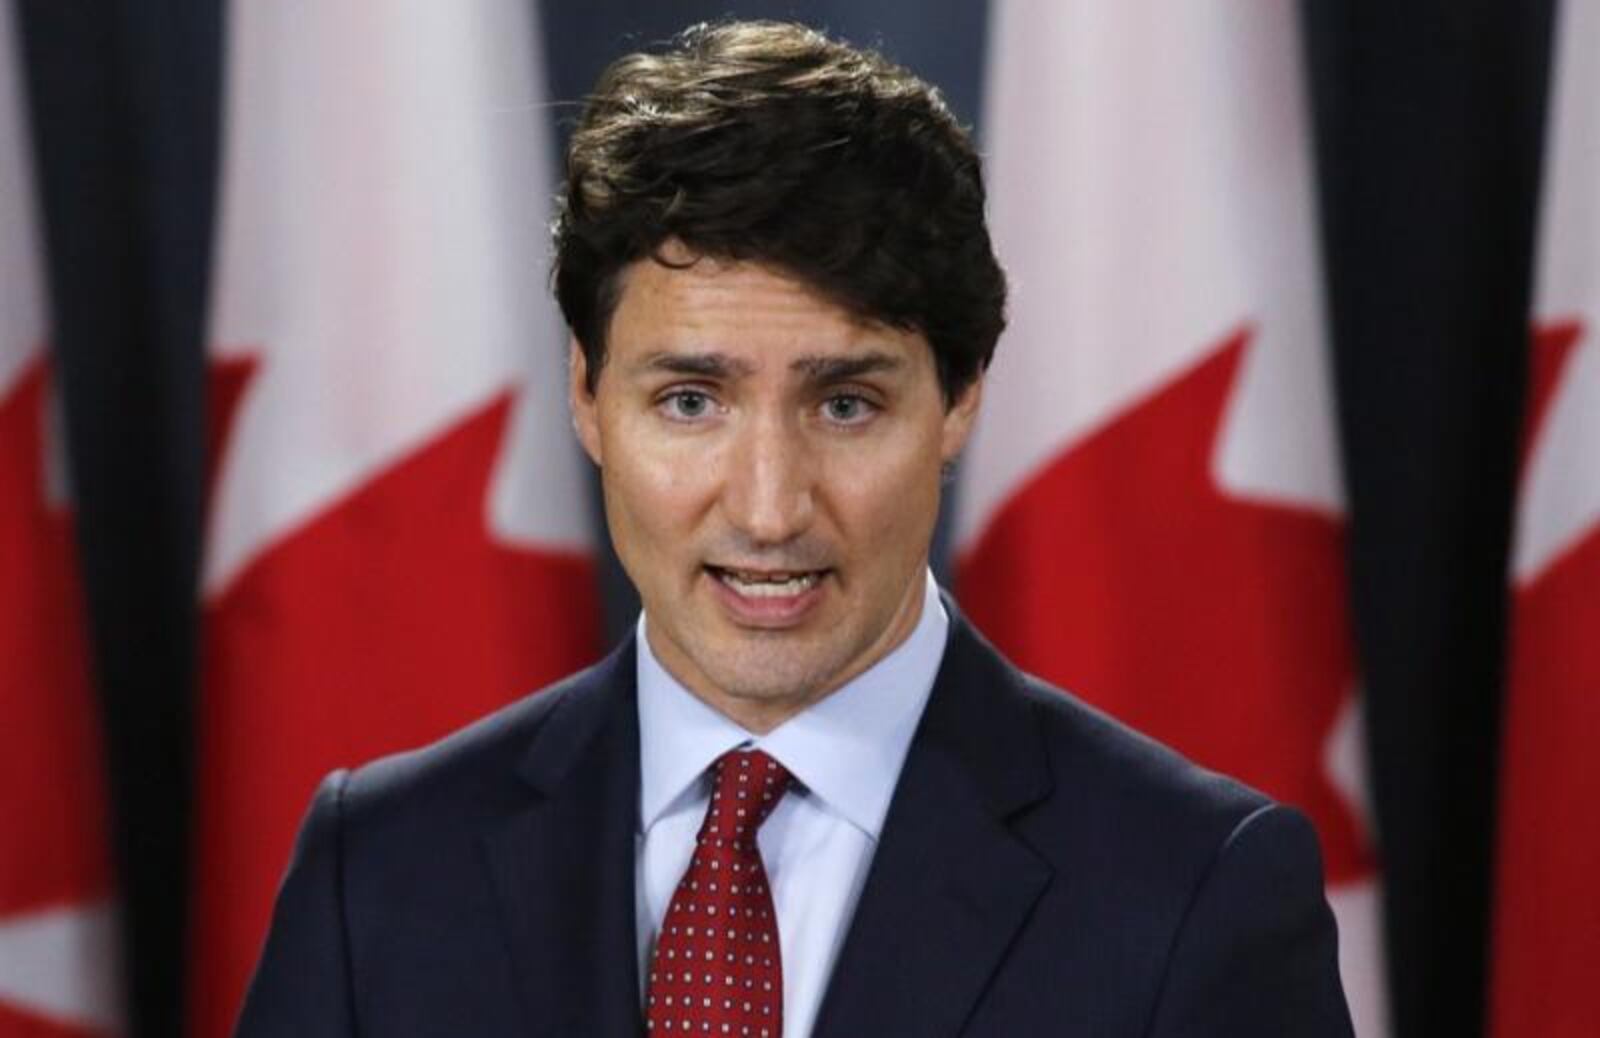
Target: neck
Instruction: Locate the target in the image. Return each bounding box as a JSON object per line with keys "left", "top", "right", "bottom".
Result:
{"left": 644, "top": 574, "right": 930, "bottom": 735}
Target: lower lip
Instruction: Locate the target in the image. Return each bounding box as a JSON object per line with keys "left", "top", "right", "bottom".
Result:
{"left": 706, "top": 569, "right": 829, "bottom": 627}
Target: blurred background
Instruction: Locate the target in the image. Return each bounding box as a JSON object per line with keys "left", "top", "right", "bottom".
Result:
{"left": 2, "top": 1, "right": 1593, "bottom": 1035}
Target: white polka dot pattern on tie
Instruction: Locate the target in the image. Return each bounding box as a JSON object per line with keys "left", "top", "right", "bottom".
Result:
{"left": 646, "top": 749, "right": 792, "bottom": 1036}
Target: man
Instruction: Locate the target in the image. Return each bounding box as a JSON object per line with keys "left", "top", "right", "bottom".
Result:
{"left": 237, "top": 21, "right": 1353, "bottom": 1037}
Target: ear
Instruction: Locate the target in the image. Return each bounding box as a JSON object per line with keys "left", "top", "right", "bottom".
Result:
{"left": 940, "top": 374, "right": 984, "bottom": 463}
{"left": 569, "top": 339, "right": 603, "bottom": 466}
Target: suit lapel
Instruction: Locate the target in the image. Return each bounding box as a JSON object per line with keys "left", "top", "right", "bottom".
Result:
{"left": 813, "top": 609, "right": 1054, "bottom": 1037}
{"left": 482, "top": 641, "right": 644, "bottom": 1038}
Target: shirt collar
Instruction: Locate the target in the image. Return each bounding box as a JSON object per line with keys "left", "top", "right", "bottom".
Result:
{"left": 637, "top": 571, "right": 948, "bottom": 841}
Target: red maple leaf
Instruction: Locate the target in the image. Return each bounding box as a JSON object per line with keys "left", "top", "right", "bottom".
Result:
{"left": 958, "top": 330, "right": 1373, "bottom": 884}
{"left": 0, "top": 359, "right": 110, "bottom": 914}
{"left": 189, "top": 358, "right": 601, "bottom": 1038}
{"left": 0, "top": 358, "right": 113, "bottom": 1037}
{"left": 0, "top": 1004, "right": 106, "bottom": 1038}
{"left": 1490, "top": 319, "right": 1600, "bottom": 1038}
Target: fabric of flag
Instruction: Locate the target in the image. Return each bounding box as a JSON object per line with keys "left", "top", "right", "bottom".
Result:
{"left": 1492, "top": 0, "right": 1600, "bottom": 1032}
{"left": 0, "top": 4, "right": 122, "bottom": 1034}
{"left": 187, "top": 4, "right": 601, "bottom": 1035}
{"left": 957, "top": 3, "right": 1386, "bottom": 1033}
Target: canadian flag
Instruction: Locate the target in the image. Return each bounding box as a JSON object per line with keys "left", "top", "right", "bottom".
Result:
{"left": 0, "top": 5, "right": 122, "bottom": 1035}
{"left": 959, "top": 3, "right": 1386, "bottom": 1033}
{"left": 1491, "top": 0, "right": 1600, "bottom": 1033}
{"left": 188, "top": 4, "right": 600, "bottom": 1035}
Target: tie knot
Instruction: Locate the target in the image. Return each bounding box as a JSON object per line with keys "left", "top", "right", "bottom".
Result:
{"left": 705, "top": 749, "right": 792, "bottom": 843}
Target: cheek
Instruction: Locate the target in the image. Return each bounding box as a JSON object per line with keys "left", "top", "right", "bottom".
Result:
{"left": 601, "top": 423, "right": 722, "bottom": 545}
{"left": 819, "top": 433, "right": 943, "bottom": 553}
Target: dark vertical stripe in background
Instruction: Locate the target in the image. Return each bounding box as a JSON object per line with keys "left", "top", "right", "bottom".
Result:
{"left": 1302, "top": 2, "right": 1556, "bottom": 1034}
{"left": 15, "top": 1, "right": 221, "bottom": 1035}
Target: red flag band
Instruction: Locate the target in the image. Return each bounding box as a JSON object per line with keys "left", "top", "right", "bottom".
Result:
{"left": 960, "top": 4, "right": 1387, "bottom": 1032}
{"left": 188, "top": 5, "right": 600, "bottom": 1034}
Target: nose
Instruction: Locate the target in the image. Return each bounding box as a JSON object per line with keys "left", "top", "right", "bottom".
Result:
{"left": 720, "top": 411, "right": 815, "bottom": 546}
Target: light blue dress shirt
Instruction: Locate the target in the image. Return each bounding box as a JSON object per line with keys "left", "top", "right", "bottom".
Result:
{"left": 635, "top": 571, "right": 949, "bottom": 1038}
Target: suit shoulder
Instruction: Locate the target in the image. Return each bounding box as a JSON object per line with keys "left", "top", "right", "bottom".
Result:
{"left": 338, "top": 647, "right": 624, "bottom": 822}
{"left": 997, "top": 667, "right": 1336, "bottom": 983}
{"left": 1014, "top": 668, "right": 1275, "bottom": 847}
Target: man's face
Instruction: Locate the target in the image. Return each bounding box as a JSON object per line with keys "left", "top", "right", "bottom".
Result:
{"left": 570, "top": 249, "right": 982, "bottom": 732}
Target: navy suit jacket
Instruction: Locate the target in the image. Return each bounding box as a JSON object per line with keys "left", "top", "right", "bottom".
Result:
{"left": 236, "top": 606, "right": 1354, "bottom": 1036}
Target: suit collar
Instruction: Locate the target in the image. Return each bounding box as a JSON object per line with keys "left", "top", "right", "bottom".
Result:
{"left": 919, "top": 593, "right": 1054, "bottom": 816}
{"left": 511, "top": 640, "right": 636, "bottom": 795}
{"left": 485, "top": 640, "right": 645, "bottom": 1037}
{"left": 812, "top": 598, "right": 1055, "bottom": 1036}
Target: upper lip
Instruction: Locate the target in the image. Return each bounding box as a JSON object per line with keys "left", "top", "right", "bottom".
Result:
{"left": 707, "top": 565, "right": 829, "bottom": 580}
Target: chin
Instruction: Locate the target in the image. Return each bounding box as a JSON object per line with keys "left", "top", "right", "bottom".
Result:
{"left": 706, "top": 666, "right": 822, "bottom": 705}
{"left": 703, "top": 645, "right": 850, "bottom": 706}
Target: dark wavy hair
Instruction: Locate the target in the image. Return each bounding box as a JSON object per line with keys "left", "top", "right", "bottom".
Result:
{"left": 552, "top": 20, "right": 1006, "bottom": 406}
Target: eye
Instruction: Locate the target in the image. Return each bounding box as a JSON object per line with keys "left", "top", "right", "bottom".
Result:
{"left": 658, "top": 389, "right": 718, "bottom": 422}
{"left": 821, "top": 393, "right": 878, "bottom": 425}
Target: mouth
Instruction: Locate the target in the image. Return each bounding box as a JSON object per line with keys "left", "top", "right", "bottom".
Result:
{"left": 704, "top": 565, "right": 831, "bottom": 625}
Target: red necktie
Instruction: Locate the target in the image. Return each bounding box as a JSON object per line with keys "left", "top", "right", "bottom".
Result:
{"left": 646, "top": 749, "right": 793, "bottom": 1037}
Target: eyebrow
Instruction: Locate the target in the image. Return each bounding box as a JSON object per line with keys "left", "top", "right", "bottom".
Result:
{"left": 634, "top": 351, "right": 757, "bottom": 379}
{"left": 632, "top": 350, "right": 904, "bottom": 382}
{"left": 790, "top": 352, "right": 904, "bottom": 381}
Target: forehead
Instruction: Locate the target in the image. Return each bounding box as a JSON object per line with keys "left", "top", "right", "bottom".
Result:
{"left": 608, "top": 255, "right": 928, "bottom": 369}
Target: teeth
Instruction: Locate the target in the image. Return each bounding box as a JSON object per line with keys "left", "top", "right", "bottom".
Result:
{"left": 716, "top": 569, "right": 820, "bottom": 598}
